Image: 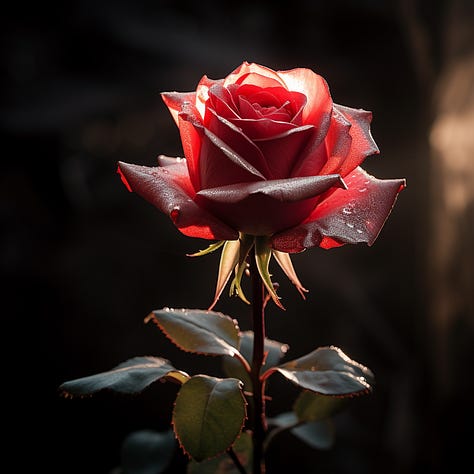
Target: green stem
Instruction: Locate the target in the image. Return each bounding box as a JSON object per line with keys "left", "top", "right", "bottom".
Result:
{"left": 250, "top": 250, "right": 267, "bottom": 474}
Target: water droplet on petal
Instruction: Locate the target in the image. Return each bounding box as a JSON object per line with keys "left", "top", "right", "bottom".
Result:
{"left": 342, "top": 207, "right": 352, "bottom": 215}
{"left": 356, "top": 229, "right": 363, "bottom": 234}
{"left": 170, "top": 206, "right": 180, "bottom": 223}
{"left": 358, "top": 187, "right": 367, "bottom": 193}
{"left": 346, "top": 223, "right": 354, "bottom": 229}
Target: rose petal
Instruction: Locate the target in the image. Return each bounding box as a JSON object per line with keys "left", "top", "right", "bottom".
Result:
{"left": 197, "top": 174, "right": 344, "bottom": 203}
{"left": 176, "top": 102, "right": 203, "bottom": 191}
{"left": 224, "top": 62, "right": 286, "bottom": 88}
{"left": 180, "top": 104, "right": 268, "bottom": 188}
{"left": 254, "top": 125, "right": 315, "bottom": 179}
{"left": 117, "top": 160, "right": 238, "bottom": 241}
{"left": 205, "top": 108, "right": 272, "bottom": 178}
{"left": 277, "top": 67, "right": 333, "bottom": 132}
{"left": 271, "top": 167, "right": 406, "bottom": 252}
{"left": 195, "top": 75, "right": 224, "bottom": 120}
{"left": 237, "top": 95, "right": 264, "bottom": 119}
{"left": 236, "top": 72, "right": 286, "bottom": 89}
{"left": 235, "top": 85, "right": 283, "bottom": 107}
{"left": 207, "top": 84, "right": 240, "bottom": 121}
{"left": 199, "top": 127, "right": 268, "bottom": 187}
{"left": 161, "top": 91, "right": 196, "bottom": 126}
{"left": 230, "top": 84, "right": 302, "bottom": 114}
{"left": 196, "top": 174, "right": 345, "bottom": 235}
{"left": 332, "top": 104, "right": 380, "bottom": 177}
{"left": 230, "top": 117, "right": 297, "bottom": 140}
{"left": 292, "top": 107, "right": 352, "bottom": 178}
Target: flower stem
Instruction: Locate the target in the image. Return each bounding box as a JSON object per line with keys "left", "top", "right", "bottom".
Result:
{"left": 250, "top": 250, "right": 267, "bottom": 474}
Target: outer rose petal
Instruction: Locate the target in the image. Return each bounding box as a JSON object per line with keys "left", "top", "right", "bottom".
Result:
{"left": 196, "top": 174, "right": 345, "bottom": 236}
{"left": 271, "top": 167, "right": 406, "bottom": 252}
{"left": 195, "top": 75, "right": 224, "bottom": 120}
{"left": 161, "top": 91, "right": 196, "bottom": 127}
{"left": 330, "top": 104, "right": 380, "bottom": 177}
{"left": 117, "top": 159, "right": 238, "bottom": 241}
{"left": 290, "top": 108, "right": 351, "bottom": 178}
{"left": 177, "top": 103, "right": 203, "bottom": 191}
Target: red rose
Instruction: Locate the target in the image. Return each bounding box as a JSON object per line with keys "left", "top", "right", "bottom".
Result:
{"left": 118, "top": 62, "right": 405, "bottom": 253}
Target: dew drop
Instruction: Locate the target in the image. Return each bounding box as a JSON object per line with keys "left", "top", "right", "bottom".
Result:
{"left": 170, "top": 206, "right": 180, "bottom": 223}
{"left": 356, "top": 229, "right": 363, "bottom": 234}
{"left": 342, "top": 207, "right": 352, "bottom": 215}
{"left": 346, "top": 223, "right": 354, "bottom": 229}
{"left": 358, "top": 187, "right": 367, "bottom": 193}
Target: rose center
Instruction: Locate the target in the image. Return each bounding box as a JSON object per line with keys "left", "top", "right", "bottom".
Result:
{"left": 251, "top": 99, "right": 293, "bottom": 121}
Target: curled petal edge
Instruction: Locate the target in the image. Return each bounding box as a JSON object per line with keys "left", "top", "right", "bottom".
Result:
{"left": 117, "top": 160, "right": 238, "bottom": 241}
{"left": 197, "top": 174, "right": 346, "bottom": 204}
{"left": 271, "top": 167, "right": 406, "bottom": 253}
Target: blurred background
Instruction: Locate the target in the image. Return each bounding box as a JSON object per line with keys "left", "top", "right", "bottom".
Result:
{"left": 2, "top": 0, "right": 473, "bottom": 473}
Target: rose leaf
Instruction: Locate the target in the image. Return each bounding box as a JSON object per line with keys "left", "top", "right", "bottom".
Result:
{"left": 187, "top": 431, "right": 252, "bottom": 473}
{"left": 59, "top": 356, "right": 186, "bottom": 396}
{"left": 173, "top": 375, "right": 247, "bottom": 462}
{"left": 264, "top": 345, "right": 374, "bottom": 396}
{"left": 146, "top": 308, "right": 241, "bottom": 357}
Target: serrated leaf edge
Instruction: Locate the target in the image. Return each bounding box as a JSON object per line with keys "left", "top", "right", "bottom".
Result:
{"left": 145, "top": 309, "right": 241, "bottom": 358}
{"left": 171, "top": 375, "right": 248, "bottom": 462}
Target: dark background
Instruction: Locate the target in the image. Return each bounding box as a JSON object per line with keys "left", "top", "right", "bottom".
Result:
{"left": 3, "top": 1, "right": 473, "bottom": 473}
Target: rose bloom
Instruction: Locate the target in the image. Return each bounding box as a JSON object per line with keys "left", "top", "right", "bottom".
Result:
{"left": 118, "top": 62, "right": 405, "bottom": 253}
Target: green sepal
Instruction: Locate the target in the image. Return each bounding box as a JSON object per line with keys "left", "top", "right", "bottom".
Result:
{"left": 187, "top": 240, "right": 225, "bottom": 257}
{"left": 229, "top": 234, "right": 255, "bottom": 305}
{"left": 59, "top": 356, "right": 186, "bottom": 397}
{"left": 173, "top": 375, "right": 247, "bottom": 462}
{"left": 272, "top": 250, "right": 309, "bottom": 299}
{"left": 209, "top": 239, "right": 241, "bottom": 310}
{"left": 254, "top": 235, "right": 284, "bottom": 309}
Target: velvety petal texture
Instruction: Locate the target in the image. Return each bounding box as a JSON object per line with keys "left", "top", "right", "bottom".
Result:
{"left": 117, "top": 158, "right": 238, "bottom": 241}
{"left": 118, "top": 61, "right": 405, "bottom": 249}
{"left": 271, "top": 167, "right": 406, "bottom": 252}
